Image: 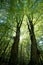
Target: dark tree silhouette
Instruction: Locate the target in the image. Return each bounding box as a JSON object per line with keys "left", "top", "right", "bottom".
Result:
{"left": 27, "top": 16, "right": 40, "bottom": 65}
{"left": 9, "top": 16, "right": 23, "bottom": 65}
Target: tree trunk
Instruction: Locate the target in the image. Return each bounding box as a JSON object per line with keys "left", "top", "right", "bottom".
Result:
{"left": 8, "top": 15, "right": 23, "bottom": 65}
{"left": 9, "top": 23, "right": 20, "bottom": 65}
{"left": 27, "top": 18, "right": 40, "bottom": 65}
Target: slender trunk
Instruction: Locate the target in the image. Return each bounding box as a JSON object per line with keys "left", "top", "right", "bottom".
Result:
{"left": 8, "top": 15, "right": 23, "bottom": 65}
{"left": 9, "top": 23, "right": 20, "bottom": 65}
{"left": 27, "top": 18, "right": 40, "bottom": 65}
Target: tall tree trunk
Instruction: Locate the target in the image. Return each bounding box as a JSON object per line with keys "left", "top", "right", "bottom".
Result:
{"left": 27, "top": 17, "right": 40, "bottom": 65}
{"left": 9, "top": 16, "right": 23, "bottom": 65}
{"left": 9, "top": 23, "right": 20, "bottom": 65}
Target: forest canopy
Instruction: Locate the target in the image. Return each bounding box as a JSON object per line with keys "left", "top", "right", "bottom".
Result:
{"left": 0, "top": 0, "right": 43, "bottom": 65}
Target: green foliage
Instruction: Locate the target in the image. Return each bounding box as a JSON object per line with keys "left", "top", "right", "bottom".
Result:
{"left": 0, "top": 0, "right": 43, "bottom": 64}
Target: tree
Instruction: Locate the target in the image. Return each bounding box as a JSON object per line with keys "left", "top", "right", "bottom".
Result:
{"left": 27, "top": 16, "right": 40, "bottom": 65}
{"left": 24, "top": 0, "right": 43, "bottom": 65}
{"left": 9, "top": 16, "right": 23, "bottom": 65}
{"left": 8, "top": 0, "right": 24, "bottom": 65}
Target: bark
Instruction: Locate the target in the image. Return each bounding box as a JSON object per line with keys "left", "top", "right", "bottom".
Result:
{"left": 9, "top": 23, "right": 20, "bottom": 65}
{"left": 27, "top": 17, "right": 40, "bottom": 65}
{"left": 8, "top": 17, "right": 23, "bottom": 65}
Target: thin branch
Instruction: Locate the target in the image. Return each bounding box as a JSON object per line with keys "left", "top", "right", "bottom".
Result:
{"left": 34, "top": 14, "right": 42, "bottom": 25}
{"left": 27, "top": 22, "right": 31, "bottom": 33}
{"left": 19, "top": 15, "right": 24, "bottom": 27}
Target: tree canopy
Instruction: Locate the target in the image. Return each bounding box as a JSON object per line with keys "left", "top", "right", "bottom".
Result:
{"left": 0, "top": 0, "right": 43, "bottom": 65}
